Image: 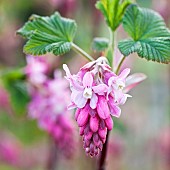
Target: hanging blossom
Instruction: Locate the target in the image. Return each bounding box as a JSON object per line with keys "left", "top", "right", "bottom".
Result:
{"left": 26, "top": 56, "right": 76, "bottom": 158}
{"left": 63, "top": 56, "right": 146, "bottom": 157}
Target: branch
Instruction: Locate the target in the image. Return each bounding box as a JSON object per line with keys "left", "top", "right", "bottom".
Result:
{"left": 98, "top": 131, "right": 110, "bottom": 170}
{"left": 47, "top": 137, "right": 58, "bottom": 170}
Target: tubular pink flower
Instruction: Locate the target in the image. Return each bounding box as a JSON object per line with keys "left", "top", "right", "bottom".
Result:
{"left": 97, "top": 96, "right": 110, "bottom": 119}
{"left": 63, "top": 56, "right": 146, "bottom": 157}
{"left": 77, "top": 104, "right": 90, "bottom": 127}
{"left": 63, "top": 64, "right": 108, "bottom": 109}
{"left": 90, "top": 115, "right": 100, "bottom": 132}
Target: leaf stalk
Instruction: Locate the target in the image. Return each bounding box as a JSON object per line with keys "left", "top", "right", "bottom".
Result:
{"left": 71, "top": 43, "right": 94, "bottom": 61}
{"left": 115, "top": 56, "right": 126, "bottom": 74}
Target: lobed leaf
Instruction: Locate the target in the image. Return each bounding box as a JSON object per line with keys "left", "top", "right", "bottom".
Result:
{"left": 118, "top": 5, "right": 170, "bottom": 64}
{"left": 17, "top": 12, "right": 77, "bottom": 56}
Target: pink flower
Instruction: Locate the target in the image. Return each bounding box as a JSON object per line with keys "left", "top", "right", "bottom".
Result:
{"left": 64, "top": 64, "right": 108, "bottom": 109}
{"left": 63, "top": 57, "right": 146, "bottom": 157}
{"left": 49, "top": 114, "right": 76, "bottom": 158}
{"left": 108, "top": 68, "right": 131, "bottom": 106}
{"left": 25, "top": 55, "right": 48, "bottom": 85}
{"left": 26, "top": 57, "right": 76, "bottom": 158}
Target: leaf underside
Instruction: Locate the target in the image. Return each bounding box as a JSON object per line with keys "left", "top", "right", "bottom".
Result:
{"left": 92, "top": 37, "right": 109, "bottom": 52}
{"left": 96, "top": 0, "right": 132, "bottom": 31}
{"left": 1, "top": 69, "right": 30, "bottom": 115}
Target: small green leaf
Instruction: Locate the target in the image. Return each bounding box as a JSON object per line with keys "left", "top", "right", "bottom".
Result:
{"left": 118, "top": 5, "right": 170, "bottom": 63}
{"left": 17, "top": 12, "right": 77, "bottom": 56}
{"left": 92, "top": 37, "right": 109, "bottom": 52}
{"left": 1, "top": 69, "right": 30, "bottom": 115}
{"left": 96, "top": 0, "right": 132, "bottom": 31}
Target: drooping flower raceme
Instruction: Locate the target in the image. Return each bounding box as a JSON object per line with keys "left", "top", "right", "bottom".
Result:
{"left": 63, "top": 57, "right": 146, "bottom": 157}
{"left": 26, "top": 56, "right": 76, "bottom": 158}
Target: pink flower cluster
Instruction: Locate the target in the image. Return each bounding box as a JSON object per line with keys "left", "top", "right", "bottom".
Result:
{"left": 26, "top": 56, "right": 75, "bottom": 158}
{"left": 25, "top": 55, "right": 48, "bottom": 85}
{"left": 63, "top": 57, "right": 146, "bottom": 157}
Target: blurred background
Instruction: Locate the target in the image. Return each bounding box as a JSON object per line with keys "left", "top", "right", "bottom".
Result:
{"left": 0, "top": 0, "right": 170, "bottom": 170}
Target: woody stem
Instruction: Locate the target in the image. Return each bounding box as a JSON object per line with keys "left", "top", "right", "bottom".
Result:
{"left": 97, "top": 131, "right": 110, "bottom": 170}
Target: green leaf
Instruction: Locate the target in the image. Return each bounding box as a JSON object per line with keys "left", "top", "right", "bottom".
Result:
{"left": 106, "top": 48, "right": 113, "bottom": 67}
{"left": 92, "top": 37, "right": 109, "bottom": 52}
{"left": 17, "top": 12, "right": 77, "bottom": 56}
{"left": 118, "top": 4, "right": 170, "bottom": 63}
{"left": 96, "top": 0, "right": 132, "bottom": 31}
{"left": 1, "top": 69, "right": 30, "bottom": 115}
{"left": 0, "top": 113, "right": 46, "bottom": 144}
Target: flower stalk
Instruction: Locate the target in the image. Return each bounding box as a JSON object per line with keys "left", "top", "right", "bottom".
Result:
{"left": 97, "top": 28, "right": 116, "bottom": 170}
{"left": 47, "top": 138, "right": 58, "bottom": 170}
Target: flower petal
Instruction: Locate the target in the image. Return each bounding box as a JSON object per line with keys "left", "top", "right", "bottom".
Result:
{"left": 77, "top": 104, "right": 90, "bottom": 127}
{"left": 71, "top": 78, "right": 84, "bottom": 91}
{"left": 90, "top": 115, "right": 99, "bottom": 132}
{"left": 97, "top": 96, "right": 110, "bottom": 119}
{"left": 71, "top": 89, "right": 78, "bottom": 101}
{"left": 67, "top": 102, "right": 77, "bottom": 110}
{"left": 114, "top": 90, "right": 123, "bottom": 104}
{"left": 105, "top": 116, "right": 113, "bottom": 130}
{"left": 81, "top": 61, "right": 96, "bottom": 70}
{"left": 63, "top": 64, "right": 84, "bottom": 91}
{"left": 75, "top": 108, "right": 81, "bottom": 120}
{"left": 119, "top": 68, "right": 130, "bottom": 79}
{"left": 92, "top": 84, "right": 108, "bottom": 95}
{"left": 108, "top": 95, "right": 121, "bottom": 117}
{"left": 124, "top": 73, "right": 147, "bottom": 93}
{"left": 109, "top": 104, "right": 121, "bottom": 118}
{"left": 63, "top": 64, "right": 71, "bottom": 78}
{"left": 79, "top": 125, "right": 86, "bottom": 136}
{"left": 119, "top": 94, "right": 131, "bottom": 105}
{"left": 104, "top": 71, "right": 116, "bottom": 85}
{"left": 74, "top": 91, "right": 87, "bottom": 108}
{"left": 98, "top": 127, "right": 107, "bottom": 139}
{"left": 83, "top": 72, "right": 93, "bottom": 87}
{"left": 90, "top": 93, "right": 98, "bottom": 109}
{"left": 108, "top": 76, "right": 116, "bottom": 87}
